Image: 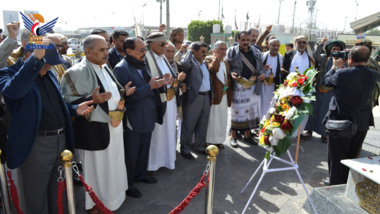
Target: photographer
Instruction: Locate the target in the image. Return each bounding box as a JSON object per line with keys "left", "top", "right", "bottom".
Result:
{"left": 322, "top": 45, "right": 380, "bottom": 186}
{"left": 305, "top": 38, "right": 346, "bottom": 143}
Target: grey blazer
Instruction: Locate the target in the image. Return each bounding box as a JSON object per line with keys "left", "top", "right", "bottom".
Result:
{"left": 0, "top": 37, "right": 18, "bottom": 69}
{"left": 180, "top": 50, "right": 213, "bottom": 104}
{"left": 226, "top": 45, "right": 264, "bottom": 94}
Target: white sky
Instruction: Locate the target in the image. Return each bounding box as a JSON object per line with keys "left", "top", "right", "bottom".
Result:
{"left": 1, "top": 0, "right": 379, "bottom": 32}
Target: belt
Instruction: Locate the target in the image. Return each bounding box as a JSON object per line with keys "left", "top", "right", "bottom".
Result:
{"left": 38, "top": 128, "right": 65, "bottom": 136}
{"left": 198, "top": 91, "right": 210, "bottom": 95}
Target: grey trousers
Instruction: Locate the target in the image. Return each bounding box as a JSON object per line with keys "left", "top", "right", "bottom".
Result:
{"left": 180, "top": 94, "right": 211, "bottom": 154}
{"left": 20, "top": 134, "right": 67, "bottom": 214}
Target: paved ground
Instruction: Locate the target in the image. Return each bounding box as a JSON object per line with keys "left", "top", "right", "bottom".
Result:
{"left": 75, "top": 107, "right": 380, "bottom": 214}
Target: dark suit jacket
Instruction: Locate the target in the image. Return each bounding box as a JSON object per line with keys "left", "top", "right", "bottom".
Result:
{"left": 114, "top": 59, "right": 161, "bottom": 133}
{"left": 205, "top": 56, "right": 232, "bottom": 106}
{"left": 108, "top": 47, "right": 123, "bottom": 70}
{"left": 180, "top": 50, "right": 213, "bottom": 104}
{"left": 0, "top": 56, "right": 76, "bottom": 169}
{"left": 283, "top": 50, "right": 296, "bottom": 72}
{"left": 323, "top": 65, "right": 380, "bottom": 130}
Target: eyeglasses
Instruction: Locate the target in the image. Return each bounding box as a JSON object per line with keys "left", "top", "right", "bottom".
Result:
{"left": 297, "top": 41, "right": 307, "bottom": 45}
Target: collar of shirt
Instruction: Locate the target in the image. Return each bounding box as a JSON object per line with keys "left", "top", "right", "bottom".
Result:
{"left": 89, "top": 61, "right": 106, "bottom": 72}
{"left": 113, "top": 47, "right": 123, "bottom": 59}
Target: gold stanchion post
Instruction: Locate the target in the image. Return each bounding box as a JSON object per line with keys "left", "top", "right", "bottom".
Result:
{"left": 0, "top": 150, "right": 11, "bottom": 214}
{"left": 60, "top": 150, "right": 76, "bottom": 214}
{"left": 205, "top": 145, "right": 219, "bottom": 214}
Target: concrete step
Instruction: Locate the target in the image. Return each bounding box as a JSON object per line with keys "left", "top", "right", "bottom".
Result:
{"left": 302, "top": 184, "right": 367, "bottom": 214}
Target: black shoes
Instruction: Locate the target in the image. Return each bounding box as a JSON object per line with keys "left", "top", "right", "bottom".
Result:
{"left": 126, "top": 186, "right": 142, "bottom": 198}
{"left": 230, "top": 138, "right": 238, "bottom": 148}
{"left": 322, "top": 179, "right": 330, "bottom": 186}
{"left": 180, "top": 152, "right": 195, "bottom": 160}
{"left": 136, "top": 176, "right": 157, "bottom": 184}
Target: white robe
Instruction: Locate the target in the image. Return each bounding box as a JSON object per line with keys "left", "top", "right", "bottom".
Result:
{"left": 259, "top": 54, "right": 278, "bottom": 121}
{"left": 290, "top": 51, "right": 310, "bottom": 136}
{"left": 206, "top": 61, "right": 228, "bottom": 144}
{"left": 79, "top": 63, "right": 128, "bottom": 210}
{"left": 148, "top": 53, "right": 177, "bottom": 171}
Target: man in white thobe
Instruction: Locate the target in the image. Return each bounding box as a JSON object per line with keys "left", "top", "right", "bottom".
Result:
{"left": 146, "top": 32, "right": 185, "bottom": 171}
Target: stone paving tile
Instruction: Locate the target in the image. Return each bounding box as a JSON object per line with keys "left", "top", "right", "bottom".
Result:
{"left": 75, "top": 107, "right": 380, "bottom": 213}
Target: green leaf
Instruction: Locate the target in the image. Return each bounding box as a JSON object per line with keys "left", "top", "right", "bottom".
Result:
{"left": 302, "top": 95, "right": 316, "bottom": 101}
{"left": 276, "top": 136, "right": 291, "bottom": 156}
{"left": 297, "top": 103, "right": 313, "bottom": 116}
{"left": 265, "top": 151, "right": 270, "bottom": 160}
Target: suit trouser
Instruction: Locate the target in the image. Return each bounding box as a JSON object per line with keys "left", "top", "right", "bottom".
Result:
{"left": 180, "top": 93, "right": 211, "bottom": 154}
{"left": 20, "top": 134, "right": 67, "bottom": 214}
{"left": 124, "top": 130, "right": 152, "bottom": 187}
{"left": 327, "top": 129, "right": 368, "bottom": 185}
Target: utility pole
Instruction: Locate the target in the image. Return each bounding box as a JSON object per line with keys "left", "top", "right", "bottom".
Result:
{"left": 306, "top": 0, "right": 316, "bottom": 40}
{"left": 355, "top": 0, "right": 359, "bottom": 20}
{"left": 157, "top": 0, "right": 165, "bottom": 25}
{"left": 166, "top": 0, "right": 170, "bottom": 37}
{"left": 343, "top": 16, "right": 347, "bottom": 33}
{"left": 218, "top": 0, "right": 221, "bottom": 20}
{"left": 292, "top": 0, "right": 297, "bottom": 33}
{"left": 277, "top": 0, "right": 285, "bottom": 25}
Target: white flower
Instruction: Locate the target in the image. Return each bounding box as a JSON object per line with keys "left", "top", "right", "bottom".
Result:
{"left": 285, "top": 106, "right": 297, "bottom": 120}
{"left": 269, "top": 107, "right": 276, "bottom": 114}
{"left": 260, "top": 115, "right": 267, "bottom": 124}
{"left": 272, "top": 128, "right": 286, "bottom": 139}
{"left": 269, "top": 136, "right": 279, "bottom": 146}
{"left": 287, "top": 72, "right": 298, "bottom": 80}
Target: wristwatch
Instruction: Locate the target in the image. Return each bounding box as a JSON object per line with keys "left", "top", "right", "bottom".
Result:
{"left": 332, "top": 65, "right": 338, "bottom": 70}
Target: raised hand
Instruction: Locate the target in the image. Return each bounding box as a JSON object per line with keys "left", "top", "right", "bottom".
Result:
{"left": 231, "top": 72, "right": 241, "bottom": 80}
{"left": 124, "top": 81, "right": 136, "bottom": 96}
{"left": 163, "top": 73, "right": 173, "bottom": 85}
{"left": 91, "top": 86, "right": 112, "bottom": 104}
{"left": 7, "top": 22, "right": 20, "bottom": 40}
{"left": 149, "top": 76, "right": 164, "bottom": 89}
{"left": 177, "top": 72, "right": 186, "bottom": 82}
{"left": 76, "top": 100, "right": 94, "bottom": 116}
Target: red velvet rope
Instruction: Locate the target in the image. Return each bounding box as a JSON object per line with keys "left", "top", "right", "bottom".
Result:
{"left": 57, "top": 180, "right": 66, "bottom": 214}
{"left": 6, "top": 170, "right": 24, "bottom": 214}
{"left": 78, "top": 174, "right": 114, "bottom": 214}
{"left": 169, "top": 174, "right": 207, "bottom": 214}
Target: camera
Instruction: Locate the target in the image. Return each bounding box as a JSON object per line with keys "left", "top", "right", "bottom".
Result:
{"left": 332, "top": 51, "right": 349, "bottom": 59}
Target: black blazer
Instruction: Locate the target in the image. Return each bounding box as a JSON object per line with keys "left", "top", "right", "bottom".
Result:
{"left": 108, "top": 47, "right": 123, "bottom": 70}
{"left": 114, "top": 59, "right": 163, "bottom": 133}
{"left": 323, "top": 65, "right": 380, "bottom": 130}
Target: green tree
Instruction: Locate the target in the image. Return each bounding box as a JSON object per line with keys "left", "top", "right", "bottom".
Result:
{"left": 366, "top": 27, "right": 380, "bottom": 35}
{"left": 187, "top": 20, "right": 223, "bottom": 44}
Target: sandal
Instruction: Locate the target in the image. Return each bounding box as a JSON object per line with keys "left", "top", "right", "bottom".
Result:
{"left": 321, "top": 136, "right": 328, "bottom": 143}
{"left": 300, "top": 131, "right": 312, "bottom": 141}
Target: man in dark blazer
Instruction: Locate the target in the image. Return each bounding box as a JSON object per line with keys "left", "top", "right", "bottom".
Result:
{"left": 322, "top": 45, "right": 380, "bottom": 185}
{"left": 108, "top": 29, "right": 129, "bottom": 69}
{"left": 114, "top": 37, "right": 171, "bottom": 198}
{"left": 0, "top": 41, "right": 93, "bottom": 213}
{"left": 180, "top": 42, "right": 212, "bottom": 159}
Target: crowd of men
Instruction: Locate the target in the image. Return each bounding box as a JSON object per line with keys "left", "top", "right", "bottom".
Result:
{"left": 0, "top": 21, "right": 379, "bottom": 213}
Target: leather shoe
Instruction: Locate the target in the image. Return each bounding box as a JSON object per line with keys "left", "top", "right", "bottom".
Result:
{"left": 180, "top": 152, "right": 195, "bottom": 160}
{"left": 230, "top": 138, "right": 238, "bottom": 148}
{"left": 126, "top": 186, "right": 142, "bottom": 198}
{"left": 322, "top": 179, "right": 330, "bottom": 186}
{"left": 136, "top": 176, "right": 157, "bottom": 184}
